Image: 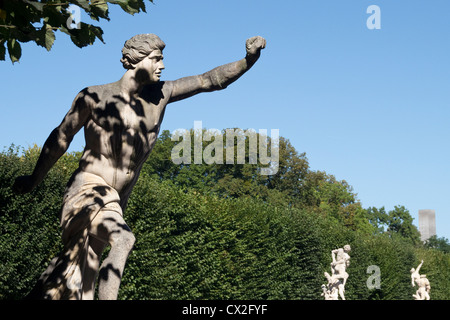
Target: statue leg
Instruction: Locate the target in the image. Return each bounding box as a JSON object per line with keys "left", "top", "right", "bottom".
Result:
{"left": 88, "top": 206, "right": 135, "bottom": 300}
{"left": 80, "top": 235, "right": 107, "bottom": 300}
{"left": 338, "top": 283, "right": 345, "bottom": 300}
{"left": 342, "top": 272, "right": 349, "bottom": 286}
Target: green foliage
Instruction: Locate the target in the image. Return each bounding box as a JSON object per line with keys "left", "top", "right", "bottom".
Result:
{"left": 0, "top": 145, "right": 76, "bottom": 298}
{"left": 0, "top": 143, "right": 448, "bottom": 300}
{"left": 414, "top": 247, "right": 450, "bottom": 300}
{"left": 349, "top": 235, "right": 416, "bottom": 300}
{"left": 365, "top": 206, "right": 421, "bottom": 245}
{"left": 0, "top": 0, "right": 152, "bottom": 63}
{"left": 424, "top": 235, "right": 450, "bottom": 254}
{"left": 120, "top": 174, "right": 326, "bottom": 299}
{"left": 143, "top": 130, "right": 374, "bottom": 234}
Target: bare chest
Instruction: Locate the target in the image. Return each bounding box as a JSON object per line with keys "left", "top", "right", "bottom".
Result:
{"left": 92, "top": 96, "right": 166, "bottom": 134}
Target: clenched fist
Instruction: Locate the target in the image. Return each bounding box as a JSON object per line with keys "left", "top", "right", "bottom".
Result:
{"left": 246, "top": 36, "right": 266, "bottom": 56}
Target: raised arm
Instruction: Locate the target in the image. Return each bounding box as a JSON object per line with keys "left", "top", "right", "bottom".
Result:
{"left": 416, "top": 260, "right": 424, "bottom": 273}
{"left": 12, "top": 90, "right": 91, "bottom": 194}
{"left": 168, "top": 36, "right": 266, "bottom": 103}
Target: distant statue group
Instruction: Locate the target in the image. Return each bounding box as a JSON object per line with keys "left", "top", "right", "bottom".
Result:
{"left": 321, "top": 246, "right": 431, "bottom": 300}
{"left": 321, "top": 245, "right": 351, "bottom": 300}
{"left": 410, "top": 260, "right": 431, "bottom": 300}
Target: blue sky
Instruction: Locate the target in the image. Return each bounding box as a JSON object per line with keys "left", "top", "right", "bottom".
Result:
{"left": 1, "top": 0, "right": 449, "bottom": 240}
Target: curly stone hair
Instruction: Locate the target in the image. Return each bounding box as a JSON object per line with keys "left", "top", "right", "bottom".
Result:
{"left": 120, "top": 34, "right": 166, "bottom": 70}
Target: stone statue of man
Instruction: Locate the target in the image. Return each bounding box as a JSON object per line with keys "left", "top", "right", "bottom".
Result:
{"left": 323, "top": 245, "right": 351, "bottom": 300}
{"left": 410, "top": 260, "right": 423, "bottom": 287}
{"left": 13, "top": 33, "right": 266, "bottom": 300}
{"left": 411, "top": 260, "right": 431, "bottom": 300}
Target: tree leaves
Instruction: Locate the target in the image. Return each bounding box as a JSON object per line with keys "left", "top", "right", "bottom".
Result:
{"left": 365, "top": 205, "right": 421, "bottom": 245}
{"left": 61, "top": 22, "right": 104, "bottom": 48}
{"left": 44, "top": 23, "right": 56, "bottom": 50}
{"left": 109, "top": 0, "right": 147, "bottom": 15}
{"left": 0, "top": 40, "right": 5, "bottom": 60}
{"left": 88, "top": 1, "right": 110, "bottom": 21}
{"left": 142, "top": 130, "right": 373, "bottom": 233}
{"left": 7, "top": 38, "right": 21, "bottom": 63}
{"left": 34, "top": 23, "right": 56, "bottom": 51}
{"left": 0, "top": 0, "right": 152, "bottom": 63}
{"left": 23, "top": 1, "right": 45, "bottom": 12}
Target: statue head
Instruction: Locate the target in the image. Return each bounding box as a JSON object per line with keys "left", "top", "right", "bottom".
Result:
{"left": 120, "top": 34, "right": 166, "bottom": 70}
{"left": 343, "top": 244, "right": 351, "bottom": 252}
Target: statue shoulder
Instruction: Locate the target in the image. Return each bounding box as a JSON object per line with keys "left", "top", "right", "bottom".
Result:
{"left": 78, "top": 85, "right": 106, "bottom": 106}
{"left": 78, "top": 82, "right": 119, "bottom": 109}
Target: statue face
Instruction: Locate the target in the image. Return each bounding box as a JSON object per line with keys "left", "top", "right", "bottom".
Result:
{"left": 134, "top": 49, "right": 165, "bottom": 83}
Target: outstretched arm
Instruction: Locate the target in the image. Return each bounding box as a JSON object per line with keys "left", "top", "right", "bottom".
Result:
{"left": 416, "top": 260, "right": 424, "bottom": 273}
{"left": 168, "top": 36, "right": 266, "bottom": 103}
{"left": 12, "top": 90, "right": 91, "bottom": 194}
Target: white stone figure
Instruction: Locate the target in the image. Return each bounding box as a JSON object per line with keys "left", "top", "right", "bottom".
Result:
{"left": 411, "top": 260, "right": 431, "bottom": 300}
{"left": 322, "top": 245, "right": 351, "bottom": 300}
{"left": 321, "top": 277, "right": 339, "bottom": 300}
{"left": 410, "top": 260, "right": 423, "bottom": 287}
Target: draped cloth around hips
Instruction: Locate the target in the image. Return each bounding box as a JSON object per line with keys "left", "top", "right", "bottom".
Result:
{"left": 27, "top": 172, "right": 121, "bottom": 300}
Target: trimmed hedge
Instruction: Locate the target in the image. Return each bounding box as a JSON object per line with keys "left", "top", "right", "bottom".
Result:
{"left": 0, "top": 146, "right": 448, "bottom": 300}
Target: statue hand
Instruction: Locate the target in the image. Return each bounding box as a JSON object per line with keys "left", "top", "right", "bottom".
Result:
{"left": 246, "top": 36, "right": 266, "bottom": 56}
{"left": 12, "top": 175, "right": 36, "bottom": 194}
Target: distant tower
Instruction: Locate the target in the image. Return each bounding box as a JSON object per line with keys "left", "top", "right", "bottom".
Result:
{"left": 419, "top": 210, "right": 436, "bottom": 242}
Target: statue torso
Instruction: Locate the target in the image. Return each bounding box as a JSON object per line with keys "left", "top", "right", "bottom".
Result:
{"left": 75, "top": 81, "right": 172, "bottom": 198}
